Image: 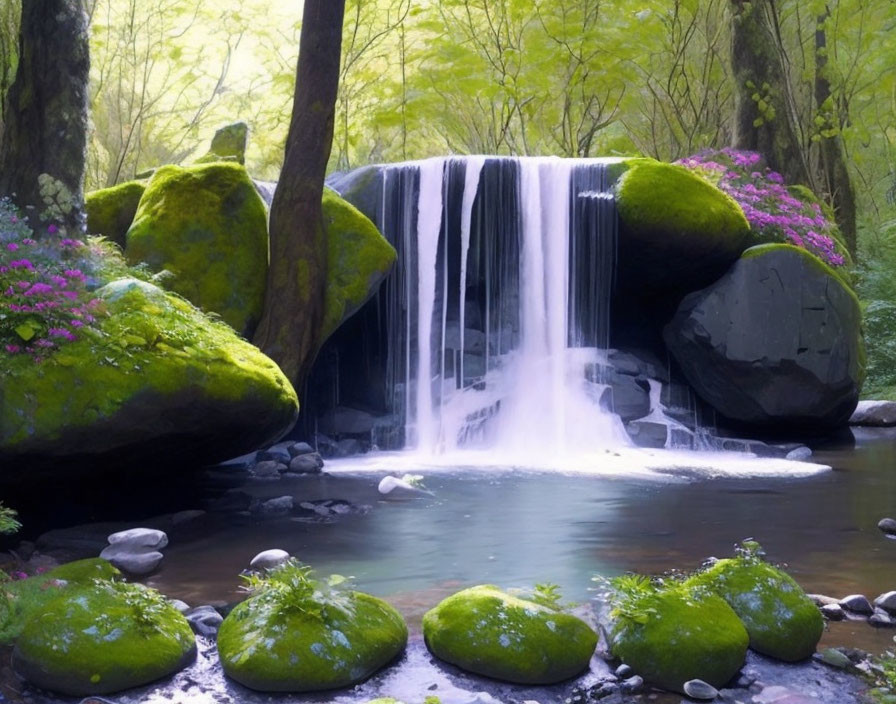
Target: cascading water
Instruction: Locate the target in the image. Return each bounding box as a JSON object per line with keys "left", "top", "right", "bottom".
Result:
{"left": 373, "top": 156, "right": 628, "bottom": 459}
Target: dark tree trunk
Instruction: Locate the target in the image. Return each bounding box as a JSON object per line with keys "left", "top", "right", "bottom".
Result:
{"left": 0, "top": 0, "right": 89, "bottom": 234}
{"left": 252, "top": 0, "right": 346, "bottom": 387}
{"left": 814, "top": 6, "right": 857, "bottom": 258}
{"left": 730, "top": 0, "right": 810, "bottom": 188}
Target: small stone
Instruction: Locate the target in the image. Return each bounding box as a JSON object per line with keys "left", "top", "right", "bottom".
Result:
{"left": 252, "top": 460, "right": 286, "bottom": 477}
{"left": 807, "top": 593, "right": 839, "bottom": 607}
{"left": 98, "top": 546, "right": 164, "bottom": 575}
{"left": 288, "top": 441, "right": 315, "bottom": 457}
{"left": 186, "top": 605, "right": 224, "bottom": 638}
{"left": 869, "top": 611, "right": 896, "bottom": 628}
{"left": 683, "top": 678, "right": 719, "bottom": 700}
{"left": 785, "top": 446, "right": 812, "bottom": 461}
{"left": 874, "top": 591, "right": 896, "bottom": 615}
{"left": 615, "top": 663, "right": 632, "bottom": 678}
{"left": 289, "top": 453, "right": 324, "bottom": 474}
{"left": 378, "top": 475, "right": 432, "bottom": 499}
{"left": 249, "top": 549, "right": 290, "bottom": 571}
{"left": 257, "top": 442, "right": 293, "bottom": 463}
{"left": 815, "top": 648, "right": 851, "bottom": 669}
{"left": 106, "top": 527, "right": 168, "bottom": 550}
{"left": 168, "top": 599, "right": 191, "bottom": 613}
{"left": 621, "top": 675, "right": 643, "bottom": 693}
{"left": 820, "top": 603, "right": 845, "bottom": 621}
{"left": 879, "top": 518, "right": 896, "bottom": 536}
{"left": 255, "top": 496, "right": 294, "bottom": 517}
{"left": 839, "top": 594, "right": 874, "bottom": 615}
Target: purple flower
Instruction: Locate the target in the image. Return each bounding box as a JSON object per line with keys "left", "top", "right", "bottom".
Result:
{"left": 6, "top": 242, "right": 18, "bottom": 252}
{"left": 47, "top": 224, "right": 59, "bottom": 234}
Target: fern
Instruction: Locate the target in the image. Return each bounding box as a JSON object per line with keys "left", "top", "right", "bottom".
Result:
{"left": 240, "top": 559, "right": 355, "bottom": 622}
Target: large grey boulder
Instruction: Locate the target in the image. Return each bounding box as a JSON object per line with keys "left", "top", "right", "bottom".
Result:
{"left": 664, "top": 245, "right": 864, "bottom": 430}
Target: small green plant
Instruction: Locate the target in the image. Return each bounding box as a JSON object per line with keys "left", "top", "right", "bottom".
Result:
{"left": 0, "top": 502, "right": 20, "bottom": 535}
{"left": 401, "top": 473, "right": 426, "bottom": 489}
{"left": 240, "top": 559, "right": 355, "bottom": 622}
{"left": 869, "top": 637, "right": 896, "bottom": 702}
{"left": 511, "top": 582, "right": 572, "bottom": 611}
{"left": 102, "top": 581, "right": 171, "bottom": 635}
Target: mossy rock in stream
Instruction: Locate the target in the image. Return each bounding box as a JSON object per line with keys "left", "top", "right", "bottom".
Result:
{"left": 422, "top": 584, "right": 597, "bottom": 685}
{"left": 85, "top": 180, "right": 147, "bottom": 249}
{"left": 125, "top": 162, "right": 268, "bottom": 336}
{"left": 217, "top": 562, "right": 407, "bottom": 692}
{"left": 0, "top": 277, "right": 298, "bottom": 470}
{"left": 607, "top": 578, "right": 748, "bottom": 693}
{"left": 687, "top": 553, "right": 824, "bottom": 661}
{"left": 0, "top": 559, "right": 121, "bottom": 643}
{"left": 12, "top": 580, "right": 195, "bottom": 696}
{"left": 614, "top": 159, "right": 752, "bottom": 295}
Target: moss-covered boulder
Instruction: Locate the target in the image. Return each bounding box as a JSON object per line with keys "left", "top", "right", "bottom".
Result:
{"left": 422, "top": 585, "right": 597, "bottom": 685}
{"left": 85, "top": 180, "right": 146, "bottom": 248}
{"left": 688, "top": 556, "right": 823, "bottom": 661}
{"left": 125, "top": 163, "right": 268, "bottom": 336}
{"left": 614, "top": 159, "right": 752, "bottom": 295}
{"left": 0, "top": 278, "right": 297, "bottom": 470}
{"left": 13, "top": 580, "right": 195, "bottom": 696}
{"left": 664, "top": 243, "right": 864, "bottom": 430}
{"left": 0, "top": 559, "right": 121, "bottom": 643}
{"left": 321, "top": 188, "right": 397, "bottom": 341}
{"left": 195, "top": 121, "right": 249, "bottom": 165}
{"left": 218, "top": 584, "right": 407, "bottom": 692}
{"left": 608, "top": 581, "right": 748, "bottom": 693}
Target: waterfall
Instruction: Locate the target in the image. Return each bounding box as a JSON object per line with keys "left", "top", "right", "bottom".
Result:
{"left": 368, "top": 156, "right": 628, "bottom": 458}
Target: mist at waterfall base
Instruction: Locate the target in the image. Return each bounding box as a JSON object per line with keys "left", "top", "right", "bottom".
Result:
{"left": 319, "top": 156, "right": 830, "bottom": 480}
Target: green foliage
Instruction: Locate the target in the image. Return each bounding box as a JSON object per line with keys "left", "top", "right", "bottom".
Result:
{"left": 104, "top": 581, "right": 173, "bottom": 636}
{"left": 0, "top": 502, "right": 20, "bottom": 534}
{"left": 870, "top": 639, "right": 896, "bottom": 703}
{"left": 239, "top": 559, "right": 355, "bottom": 623}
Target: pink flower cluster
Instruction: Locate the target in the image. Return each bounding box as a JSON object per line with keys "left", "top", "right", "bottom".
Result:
{"left": 678, "top": 148, "right": 846, "bottom": 267}
{"left": 1, "top": 199, "right": 102, "bottom": 362}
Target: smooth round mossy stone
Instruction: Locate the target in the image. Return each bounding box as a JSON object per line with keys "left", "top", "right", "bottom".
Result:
{"left": 321, "top": 188, "right": 397, "bottom": 342}
{"left": 125, "top": 162, "right": 268, "bottom": 336}
{"left": 217, "top": 591, "right": 408, "bottom": 692}
{"left": 422, "top": 585, "right": 597, "bottom": 685}
{"left": 85, "top": 180, "right": 146, "bottom": 248}
{"left": 13, "top": 581, "right": 196, "bottom": 696}
{"left": 687, "top": 558, "right": 824, "bottom": 661}
{"left": 609, "top": 588, "right": 748, "bottom": 693}
{"left": 614, "top": 159, "right": 752, "bottom": 294}
{"left": 0, "top": 559, "right": 121, "bottom": 643}
{"left": 0, "top": 277, "right": 298, "bottom": 469}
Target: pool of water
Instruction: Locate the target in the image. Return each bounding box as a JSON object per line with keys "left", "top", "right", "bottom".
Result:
{"left": 141, "top": 427, "right": 896, "bottom": 655}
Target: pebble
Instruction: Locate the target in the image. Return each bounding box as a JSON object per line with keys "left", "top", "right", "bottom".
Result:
{"left": 168, "top": 599, "right": 191, "bottom": 613}
{"left": 289, "top": 442, "right": 315, "bottom": 457}
{"left": 785, "top": 446, "right": 812, "bottom": 461}
{"left": 252, "top": 460, "right": 286, "bottom": 477}
{"left": 683, "top": 678, "right": 719, "bottom": 700}
{"left": 875, "top": 591, "right": 896, "bottom": 615}
{"left": 107, "top": 527, "right": 168, "bottom": 550}
{"left": 621, "top": 675, "right": 643, "bottom": 693}
{"left": 186, "top": 605, "right": 223, "bottom": 638}
{"left": 820, "top": 603, "right": 845, "bottom": 621}
{"left": 879, "top": 517, "right": 896, "bottom": 536}
{"left": 289, "top": 453, "right": 324, "bottom": 474}
{"left": 98, "top": 547, "right": 164, "bottom": 575}
{"left": 615, "top": 663, "right": 632, "bottom": 678}
{"left": 838, "top": 594, "right": 874, "bottom": 615}
{"left": 807, "top": 593, "right": 839, "bottom": 607}
{"left": 249, "top": 549, "right": 291, "bottom": 571}
{"left": 869, "top": 611, "right": 896, "bottom": 628}
{"left": 814, "top": 648, "right": 851, "bottom": 669}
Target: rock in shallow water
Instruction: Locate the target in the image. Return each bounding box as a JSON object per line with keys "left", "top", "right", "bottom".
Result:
{"left": 879, "top": 517, "right": 896, "bottom": 536}
{"left": 683, "top": 678, "right": 719, "bottom": 700}
{"left": 849, "top": 400, "right": 896, "bottom": 426}
{"left": 106, "top": 528, "right": 168, "bottom": 549}
{"left": 820, "top": 604, "right": 845, "bottom": 621}
{"left": 839, "top": 594, "right": 874, "bottom": 615}
{"left": 249, "top": 549, "right": 291, "bottom": 572}
{"left": 874, "top": 591, "right": 896, "bottom": 615}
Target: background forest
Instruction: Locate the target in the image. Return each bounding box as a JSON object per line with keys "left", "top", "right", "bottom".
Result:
{"left": 2, "top": 0, "right": 896, "bottom": 392}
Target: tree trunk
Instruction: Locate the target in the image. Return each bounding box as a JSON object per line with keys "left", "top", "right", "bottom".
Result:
{"left": 814, "top": 6, "right": 857, "bottom": 258}
{"left": 252, "top": 0, "right": 346, "bottom": 388}
{"left": 729, "top": 0, "right": 810, "bottom": 188}
{"left": 0, "top": 0, "right": 89, "bottom": 234}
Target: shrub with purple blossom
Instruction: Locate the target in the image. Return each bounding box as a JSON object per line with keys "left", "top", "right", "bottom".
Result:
{"left": 0, "top": 197, "right": 139, "bottom": 362}
{"left": 677, "top": 148, "right": 849, "bottom": 269}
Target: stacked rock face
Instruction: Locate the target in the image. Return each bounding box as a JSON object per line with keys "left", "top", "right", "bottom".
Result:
{"left": 100, "top": 527, "right": 168, "bottom": 576}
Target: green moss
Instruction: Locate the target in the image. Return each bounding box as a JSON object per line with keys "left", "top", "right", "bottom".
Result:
{"left": 217, "top": 591, "right": 407, "bottom": 692}
{"left": 85, "top": 180, "right": 147, "bottom": 248}
{"left": 422, "top": 584, "right": 596, "bottom": 685}
{"left": 0, "top": 277, "right": 298, "bottom": 463}
{"left": 0, "top": 559, "right": 121, "bottom": 643}
{"left": 13, "top": 580, "right": 195, "bottom": 696}
{"left": 195, "top": 122, "right": 248, "bottom": 165}
{"left": 608, "top": 579, "right": 748, "bottom": 693}
{"left": 321, "top": 188, "right": 397, "bottom": 341}
{"left": 614, "top": 159, "right": 752, "bottom": 293}
{"left": 125, "top": 163, "right": 268, "bottom": 337}
{"left": 687, "top": 557, "right": 823, "bottom": 662}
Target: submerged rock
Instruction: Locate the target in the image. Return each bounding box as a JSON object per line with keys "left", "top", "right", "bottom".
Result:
{"left": 217, "top": 578, "right": 407, "bottom": 691}
{"left": 688, "top": 556, "right": 823, "bottom": 661}
{"left": 422, "top": 585, "right": 597, "bottom": 685}
{"left": 608, "top": 583, "right": 748, "bottom": 693}
{"left": 125, "top": 163, "right": 269, "bottom": 337}
{"left": 665, "top": 244, "right": 864, "bottom": 430}
{"left": 0, "top": 278, "right": 298, "bottom": 472}
{"left": 13, "top": 581, "right": 195, "bottom": 696}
